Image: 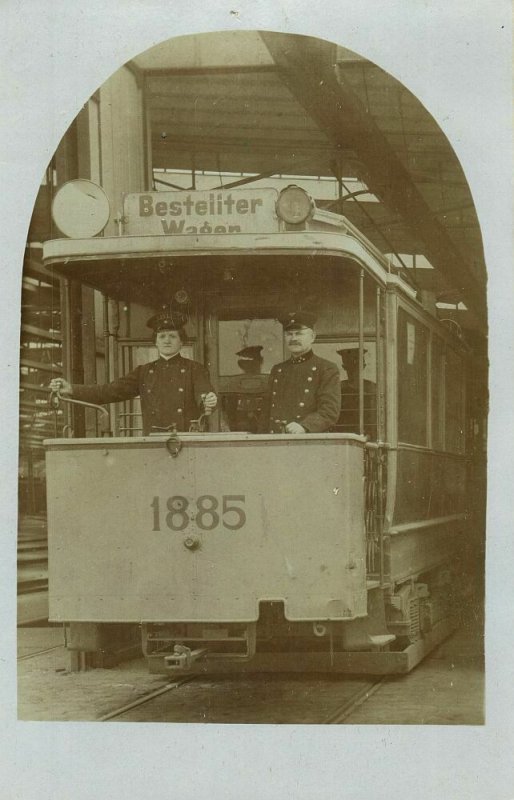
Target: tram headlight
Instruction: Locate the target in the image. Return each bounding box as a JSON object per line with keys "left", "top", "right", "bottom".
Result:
{"left": 275, "top": 185, "right": 314, "bottom": 225}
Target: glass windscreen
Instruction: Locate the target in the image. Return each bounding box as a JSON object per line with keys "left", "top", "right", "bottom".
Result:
{"left": 218, "top": 318, "right": 283, "bottom": 376}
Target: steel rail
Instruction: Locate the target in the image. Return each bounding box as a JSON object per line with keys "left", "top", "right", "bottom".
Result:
{"left": 18, "top": 645, "right": 62, "bottom": 661}
{"left": 99, "top": 673, "right": 386, "bottom": 724}
{"left": 323, "top": 677, "right": 387, "bottom": 723}
{"left": 99, "top": 677, "right": 197, "bottom": 721}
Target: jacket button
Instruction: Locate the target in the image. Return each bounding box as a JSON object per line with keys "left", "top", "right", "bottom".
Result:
{"left": 307, "top": 376, "right": 313, "bottom": 382}
{"left": 312, "top": 366, "right": 317, "bottom": 371}
{"left": 272, "top": 391, "right": 276, "bottom": 396}
{"left": 180, "top": 369, "right": 186, "bottom": 373}
{"left": 177, "top": 408, "right": 183, "bottom": 413}
{"left": 149, "top": 369, "right": 154, "bottom": 374}
{"left": 179, "top": 387, "right": 184, "bottom": 392}
{"left": 304, "top": 389, "right": 310, "bottom": 393}
{"left": 299, "top": 402, "right": 305, "bottom": 407}
{"left": 147, "top": 389, "right": 151, "bottom": 393}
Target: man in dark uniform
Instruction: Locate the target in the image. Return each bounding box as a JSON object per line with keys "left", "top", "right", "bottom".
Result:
{"left": 336, "top": 347, "right": 377, "bottom": 437}
{"left": 260, "top": 311, "right": 340, "bottom": 434}
{"left": 48, "top": 311, "right": 217, "bottom": 434}
{"left": 222, "top": 345, "right": 265, "bottom": 432}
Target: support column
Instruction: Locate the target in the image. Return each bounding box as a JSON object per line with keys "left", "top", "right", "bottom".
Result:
{"left": 98, "top": 65, "right": 147, "bottom": 235}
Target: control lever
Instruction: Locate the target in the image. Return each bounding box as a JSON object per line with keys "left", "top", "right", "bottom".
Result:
{"left": 49, "top": 390, "right": 111, "bottom": 436}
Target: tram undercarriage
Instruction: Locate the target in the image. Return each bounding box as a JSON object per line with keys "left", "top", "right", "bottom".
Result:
{"left": 61, "top": 559, "right": 460, "bottom": 675}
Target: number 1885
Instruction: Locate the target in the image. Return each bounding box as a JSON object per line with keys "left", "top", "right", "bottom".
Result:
{"left": 150, "top": 494, "right": 246, "bottom": 531}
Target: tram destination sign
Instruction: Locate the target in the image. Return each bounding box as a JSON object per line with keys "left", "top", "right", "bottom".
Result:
{"left": 123, "top": 188, "right": 279, "bottom": 236}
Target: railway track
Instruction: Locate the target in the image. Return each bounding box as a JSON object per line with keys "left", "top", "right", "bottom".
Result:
{"left": 18, "top": 634, "right": 388, "bottom": 723}
{"left": 18, "top": 644, "right": 62, "bottom": 662}
{"left": 98, "top": 677, "right": 197, "bottom": 721}
{"left": 100, "top": 673, "right": 387, "bottom": 724}
{"left": 324, "top": 678, "right": 386, "bottom": 723}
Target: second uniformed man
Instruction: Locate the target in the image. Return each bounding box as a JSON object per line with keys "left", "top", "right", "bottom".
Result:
{"left": 260, "top": 311, "right": 340, "bottom": 433}
{"left": 48, "top": 311, "right": 217, "bottom": 434}
{"left": 222, "top": 345, "right": 265, "bottom": 432}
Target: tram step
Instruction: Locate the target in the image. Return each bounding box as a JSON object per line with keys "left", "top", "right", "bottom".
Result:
{"left": 368, "top": 634, "right": 396, "bottom": 650}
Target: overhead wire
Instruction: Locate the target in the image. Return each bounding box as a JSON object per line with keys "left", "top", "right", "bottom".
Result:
{"left": 330, "top": 164, "right": 419, "bottom": 293}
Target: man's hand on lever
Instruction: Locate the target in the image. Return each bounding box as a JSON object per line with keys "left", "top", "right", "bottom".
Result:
{"left": 49, "top": 378, "right": 73, "bottom": 395}
{"left": 202, "top": 392, "right": 217, "bottom": 414}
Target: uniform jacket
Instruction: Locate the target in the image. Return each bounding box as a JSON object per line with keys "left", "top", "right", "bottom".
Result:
{"left": 260, "top": 350, "right": 341, "bottom": 433}
{"left": 72, "top": 354, "right": 213, "bottom": 435}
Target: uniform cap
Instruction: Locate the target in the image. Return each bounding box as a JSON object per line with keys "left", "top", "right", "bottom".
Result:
{"left": 236, "top": 345, "right": 264, "bottom": 360}
{"left": 337, "top": 347, "right": 367, "bottom": 359}
{"left": 147, "top": 310, "right": 188, "bottom": 332}
{"left": 279, "top": 311, "right": 317, "bottom": 330}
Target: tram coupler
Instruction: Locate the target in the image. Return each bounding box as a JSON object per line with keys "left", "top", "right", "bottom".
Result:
{"left": 143, "top": 622, "right": 257, "bottom": 674}
{"left": 164, "top": 645, "right": 208, "bottom": 671}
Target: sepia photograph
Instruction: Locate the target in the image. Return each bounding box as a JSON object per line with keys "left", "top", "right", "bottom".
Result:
{"left": 17, "top": 26, "right": 487, "bottom": 724}
{"left": 3, "top": 1, "right": 514, "bottom": 797}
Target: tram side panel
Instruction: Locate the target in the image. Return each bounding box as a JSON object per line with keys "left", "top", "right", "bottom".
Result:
{"left": 382, "top": 299, "right": 469, "bottom": 631}
{"left": 389, "top": 449, "right": 467, "bottom": 581}
{"left": 45, "top": 436, "right": 367, "bottom": 626}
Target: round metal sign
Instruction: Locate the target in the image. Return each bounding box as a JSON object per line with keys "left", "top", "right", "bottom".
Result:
{"left": 51, "top": 179, "right": 110, "bottom": 238}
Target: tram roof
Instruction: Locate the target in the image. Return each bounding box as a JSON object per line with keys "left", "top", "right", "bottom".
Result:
{"left": 42, "top": 230, "right": 418, "bottom": 300}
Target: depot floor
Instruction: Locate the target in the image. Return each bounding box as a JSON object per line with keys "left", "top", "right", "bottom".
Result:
{"left": 17, "top": 606, "right": 484, "bottom": 724}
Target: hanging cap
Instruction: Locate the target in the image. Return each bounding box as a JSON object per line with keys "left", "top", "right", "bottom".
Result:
{"left": 279, "top": 311, "right": 317, "bottom": 330}
{"left": 236, "top": 345, "right": 264, "bottom": 360}
{"left": 337, "top": 347, "right": 367, "bottom": 359}
{"left": 147, "top": 310, "right": 188, "bottom": 332}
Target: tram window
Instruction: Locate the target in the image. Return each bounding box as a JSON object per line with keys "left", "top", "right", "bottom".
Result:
{"left": 314, "top": 341, "right": 376, "bottom": 382}
{"left": 397, "top": 309, "right": 428, "bottom": 446}
{"left": 218, "top": 318, "right": 283, "bottom": 376}
{"left": 431, "top": 335, "right": 445, "bottom": 450}
{"left": 445, "top": 347, "right": 465, "bottom": 453}
{"left": 318, "top": 342, "right": 377, "bottom": 437}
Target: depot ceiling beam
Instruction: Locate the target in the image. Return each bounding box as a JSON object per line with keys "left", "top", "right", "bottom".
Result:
{"left": 142, "top": 64, "right": 279, "bottom": 77}
{"left": 260, "top": 32, "right": 486, "bottom": 326}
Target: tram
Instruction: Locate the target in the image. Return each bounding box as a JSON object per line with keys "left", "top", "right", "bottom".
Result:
{"left": 42, "top": 181, "right": 469, "bottom": 674}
